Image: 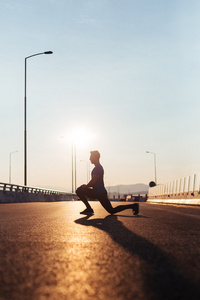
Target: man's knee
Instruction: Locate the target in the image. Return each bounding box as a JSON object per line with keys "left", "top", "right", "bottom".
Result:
{"left": 98, "top": 195, "right": 115, "bottom": 214}
{"left": 100, "top": 206, "right": 115, "bottom": 214}
{"left": 76, "top": 185, "right": 89, "bottom": 197}
{"left": 106, "top": 208, "right": 114, "bottom": 214}
{"left": 76, "top": 186, "right": 84, "bottom": 196}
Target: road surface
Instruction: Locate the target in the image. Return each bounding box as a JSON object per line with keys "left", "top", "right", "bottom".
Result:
{"left": 0, "top": 201, "right": 199, "bottom": 300}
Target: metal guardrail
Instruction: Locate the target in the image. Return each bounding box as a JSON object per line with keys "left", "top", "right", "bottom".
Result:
{"left": 148, "top": 173, "right": 200, "bottom": 199}
{"left": 0, "top": 182, "right": 74, "bottom": 196}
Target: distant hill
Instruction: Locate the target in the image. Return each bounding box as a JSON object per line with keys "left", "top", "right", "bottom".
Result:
{"left": 106, "top": 183, "right": 149, "bottom": 195}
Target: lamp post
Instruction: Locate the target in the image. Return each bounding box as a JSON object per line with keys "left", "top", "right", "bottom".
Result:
{"left": 24, "top": 51, "right": 53, "bottom": 186}
{"left": 71, "top": 128, "right": 91, "bottom": 193}
{"left": 80, "top": 160, "right": 90, "bottom": 182}
{"left": 9, "top": 151, "right": 18, "bottom": 184}
{"left": 146, "top": 151, "right": 157, "bottom": 184}
{"left": 71, "top": 140, "right": 77, "bottom": 193}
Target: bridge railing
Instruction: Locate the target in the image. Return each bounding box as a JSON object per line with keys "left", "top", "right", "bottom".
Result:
{"left": 0, "top": 182, "right": 77, "bottom": 203}
{"left": 148, "top": 173, "right": 200, "bottom": 199}
{"left": 0, "top": 182, "right": 73, "bottom": 195}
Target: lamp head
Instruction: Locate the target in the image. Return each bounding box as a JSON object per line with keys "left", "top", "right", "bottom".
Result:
{"left": 44, "top": 51, "right": 53, "bottom": 54}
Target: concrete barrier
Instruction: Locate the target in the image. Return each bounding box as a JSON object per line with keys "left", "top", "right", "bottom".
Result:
{"left": 148, "top": 173, "right": 200, "bottom": 206}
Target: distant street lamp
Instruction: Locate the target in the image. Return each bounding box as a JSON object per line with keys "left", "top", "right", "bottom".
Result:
{"left": 71, "top": 128, "right": 91, "bottom": 193}
{"left": 71, "top": 141, "right": 77, "bottom": 193}
{"left": 146, "top": 151, "right": 157, "bottom": 184}
{"left": 9, "top": 151, "right": 18, "bottom": 184}
{"left": 80, "top": 160, "right": 90, "bottom": 182}
{"left": 24, "top": 51, "right": 53, "bottom": 186}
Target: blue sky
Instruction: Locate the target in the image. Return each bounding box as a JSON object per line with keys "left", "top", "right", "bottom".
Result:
{"left": 1, "top": 0, "right": 200, "bottom": 191}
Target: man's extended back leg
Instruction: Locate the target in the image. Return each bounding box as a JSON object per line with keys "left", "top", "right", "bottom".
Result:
{"left": 98, "top": 194, "right": 139, "bottom": 215}
{"left": 98, "top": 194, "right": 115, "bottom": 214}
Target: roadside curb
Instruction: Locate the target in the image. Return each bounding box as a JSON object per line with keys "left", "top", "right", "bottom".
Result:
{"left": 147, "top": 198, "right": 200, "bottom": 206}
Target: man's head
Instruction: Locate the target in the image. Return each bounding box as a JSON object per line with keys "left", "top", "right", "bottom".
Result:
{"left": 90, "top": 150, "right": 100, "bottom": 165}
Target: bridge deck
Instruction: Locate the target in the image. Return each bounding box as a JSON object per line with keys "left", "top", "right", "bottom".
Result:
{"left": 0, "top": 202, "right": 200, "bottom": 300}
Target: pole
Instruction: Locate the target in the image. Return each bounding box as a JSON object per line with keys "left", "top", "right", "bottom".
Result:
{"left": 24, "top": 51, "right": 53, "bottom": 186}
{"left": 154, "top": 153, "right": 157, "bottom": 184}
{"left": 146, "top": 151, "right": 157, "bottom": 184}
{"left": 72, "top": 141, "right": 74, "bottom": 193}
{"left": 24, "top": 58, "right": 27, "bottom": 186}
{"left": 87, "top": 162, "right": 89, "bottom": 182}
{"left": 88, "top": 161, "right": 90, "bottom": 182}
{"left": 74, "top": 142, "right": 77, "bottom": 191}
{"left": 80, "top": 160, "right": 89, "bottom": 183}
{"left": 9, "top": 153, "right": 11, "bottom": 184}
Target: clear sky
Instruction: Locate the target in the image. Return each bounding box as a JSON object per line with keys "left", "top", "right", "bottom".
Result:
{"left": 1, "top": 0, "right": 200, "bottom": 192}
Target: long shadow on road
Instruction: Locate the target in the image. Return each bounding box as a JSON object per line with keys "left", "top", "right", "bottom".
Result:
{"left": 75, "top": 215, "right": 200, "bottom": 300}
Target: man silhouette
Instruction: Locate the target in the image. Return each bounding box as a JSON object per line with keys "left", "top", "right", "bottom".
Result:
{"left": 76, "top": 150, "right": 139, "bottom": 215}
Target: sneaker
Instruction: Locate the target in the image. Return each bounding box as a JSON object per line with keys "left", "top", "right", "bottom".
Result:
{"left": 132, "top": 203, "right": 139, "bottom": 215}
{"left": 80, "top": 208, "right": 94, "bottom": 215}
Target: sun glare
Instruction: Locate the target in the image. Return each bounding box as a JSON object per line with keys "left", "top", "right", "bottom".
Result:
{"left": 70, "top": 128, "right": 92, "bottom": 146}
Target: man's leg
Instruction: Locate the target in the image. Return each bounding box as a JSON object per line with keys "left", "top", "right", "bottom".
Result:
{"left": 76, "top": 185, "right": 96, "bottom": 211}
{"left": 98, "top": 193, "right": 139, "bottom": 215}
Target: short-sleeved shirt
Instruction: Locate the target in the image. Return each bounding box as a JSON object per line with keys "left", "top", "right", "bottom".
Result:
{"left": 92, "top": 163, "right": 107, "bottom": 195}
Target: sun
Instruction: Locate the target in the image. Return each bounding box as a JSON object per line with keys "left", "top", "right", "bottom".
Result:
{"left": 70, "top": 128, "right": 92, "bottom": 146}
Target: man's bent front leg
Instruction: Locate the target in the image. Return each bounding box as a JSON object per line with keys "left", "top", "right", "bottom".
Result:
{"left": 76, "top": 186, "right": 93, "bottom": 210}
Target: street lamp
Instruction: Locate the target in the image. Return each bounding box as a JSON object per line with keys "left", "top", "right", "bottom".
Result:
{"left": 146, "top": 151, "right": 157, "bottom": 184}
{"left": 80, "top": 160, "right": 90, "bottom": 182}
{"left": 71, "top": 140, "right": 77, "bottom": 193}
{"left": 24, "top": 51, "right": 53, "bottom": 186}
{"left": 9, "top": 151, "right": 18, "bottom": 184}
{"left": 70, "top": 128, "right": 91, "bottom": 193}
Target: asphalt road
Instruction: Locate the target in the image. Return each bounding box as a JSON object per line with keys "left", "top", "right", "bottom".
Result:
{"left": 0, "top": 201, "right": 199, "bottom": 300}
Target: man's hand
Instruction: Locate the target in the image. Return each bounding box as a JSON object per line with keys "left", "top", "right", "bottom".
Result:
{"left": 80, "top": 184, "right": 87, "bottom": 188}
{"left": 86, "top": 175, "right": 99, "bottom": 188}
